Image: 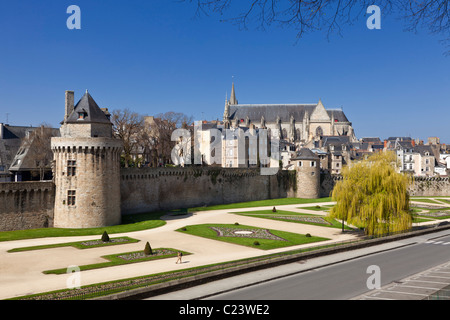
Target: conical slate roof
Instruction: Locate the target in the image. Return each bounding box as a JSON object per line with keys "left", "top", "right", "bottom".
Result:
{"left": 292, "top": 148, "right": 319, "bottom": 160}
{"left": 65, "top": 91, "right": 112, "bottom": 124}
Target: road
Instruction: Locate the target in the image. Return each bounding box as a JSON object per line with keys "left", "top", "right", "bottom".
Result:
{"left": 203, "top": 230, "right": 450, "bottom": 300}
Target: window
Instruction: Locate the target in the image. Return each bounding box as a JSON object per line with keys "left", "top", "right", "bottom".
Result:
{"left": 67, "top": 190, "right": 76, "bottom": 206}
{"left": 298, "top": 161, "right": 303, "bottom": 167}
{"left": 78, "top": 111, "right": 87, "bottom": 120}
{"left": 67, "top": 160, "right": 76, "bottom": 176}
{"left": 310, "top": 161, "right": 316, "bottom": 167}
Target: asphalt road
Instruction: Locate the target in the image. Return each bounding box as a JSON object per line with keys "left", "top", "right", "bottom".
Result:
{"left": 205, "top": 230, "right": 450, "bottom": 300}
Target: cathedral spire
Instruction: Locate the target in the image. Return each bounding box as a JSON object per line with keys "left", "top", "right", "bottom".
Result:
{"left": 229, "top": 82, "right": 238, "bottom": 105}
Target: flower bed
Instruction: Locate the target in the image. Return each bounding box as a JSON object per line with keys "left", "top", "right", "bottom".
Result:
{"left": 117, "top": 249, "right": 177, "bottom": 261}
{"left": 270, "top": 215, "right": 333, "bottom": 225}
{"left": 209, "top": 226, "right": 287, "bottom": 241}
{"left": 80, "top": 238, "right": 131, "bottom": 247}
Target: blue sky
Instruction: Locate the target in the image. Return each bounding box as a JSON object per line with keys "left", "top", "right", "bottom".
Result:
{"left": 0, "top": 1, "right": 449, "bottom": 142}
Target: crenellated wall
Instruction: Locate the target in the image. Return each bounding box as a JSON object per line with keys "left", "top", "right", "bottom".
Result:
{"left": 2, "top": 169, "right": 450, "bottom": 232}
{"left": 0, "top": 181, "right": 54, "bottom": 231}
{"left": 120, "top": 167, "right": 297, "bottom": 214}
{"left": 320, "top": 174, "right": 450, "bottom": 198}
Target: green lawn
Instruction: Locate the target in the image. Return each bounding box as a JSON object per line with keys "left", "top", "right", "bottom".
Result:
{"left": 0, "top": 211, "right": 166, "bottom": 242}
{"left": 43, "top": 248, "right": 191, "bottom": 275}
{"left": 176, "top": 223, "right": 329, "bottom": 250}
{"left": 7, "top": 237, "right": 140, "bottom": 253}
{"left": 188, "top": 197, "right": 332, "bottom": 212}
{"left": 233, "top": 210, "right": 353, "bottom": 230}
{"left": 298, "top": 205, "right": 334, "bottom": 212}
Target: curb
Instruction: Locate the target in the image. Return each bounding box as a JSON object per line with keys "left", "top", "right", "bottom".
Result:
{"left": 93, "top": 224, "right": 450, "bottom": 300}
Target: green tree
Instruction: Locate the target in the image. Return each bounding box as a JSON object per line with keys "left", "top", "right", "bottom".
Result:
{"left": 101, "top": 231, "right": 110, "bottom": 242}
{"left": 144, "top": 242, "right": 153, "bottom": 255}
{"left": 328, "top": 151, "right": 413, "bottom": 237}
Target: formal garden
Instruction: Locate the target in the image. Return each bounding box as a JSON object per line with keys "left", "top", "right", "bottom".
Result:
{"left": 176, "top": 223, "right": 329, "bottom": 250}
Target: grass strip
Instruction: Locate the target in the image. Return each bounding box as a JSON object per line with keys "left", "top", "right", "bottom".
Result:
{"left": 7, "top": 237, "right": 140, "bottom": 253}
{"left": 43, "top": 248, "right": 191, "bottom": 275}
{"left": 233, "top": 210, "right": 353, "bottom": 230}
{"left": 0, "top": 211, "right": 166, "bottom": 242}
{"left": 188, "top": 197, "right": 332, "bottom": 212}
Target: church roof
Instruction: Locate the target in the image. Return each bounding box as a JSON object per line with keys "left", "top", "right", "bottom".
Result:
{"left": 327, "top": 109, "right": 349, "bottom": 123}
{"left": 65, "top": 91, "right": 112, "bottom": 125}
{"left": 227, "top": 104, "right": 350, "bottom": 124}
{"left": 228, "top": 104, "right": 317, "bottom": 123}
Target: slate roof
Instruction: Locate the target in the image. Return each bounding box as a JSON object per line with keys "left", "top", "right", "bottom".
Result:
{"left": 65, "top": 92, "right": 112, "bottom": 125}
{"left": 327, "top": 109, "right": 349, "bottom": 122}
{"left": 292, "top": 148, "right": 319, "bottom": 160}
{"left": 227, "top": 104, "right": 351, "bottom": 124}
{"left": 228, "top": 104, "right": 317, "bottom": 123}
{"left": 413, "top": 145, "right": 434, "bottom": 156}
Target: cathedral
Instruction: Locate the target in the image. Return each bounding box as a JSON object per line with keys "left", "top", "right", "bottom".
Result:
{"left": 222, "top": 83, "right": 357, "bottom": 148}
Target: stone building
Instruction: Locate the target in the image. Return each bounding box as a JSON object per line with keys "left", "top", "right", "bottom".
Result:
{"left": 291, "top": 148, "right": 320, "bottom": 199}
{"left": 222, "top": 83, "right": 357, "bottom": 147}
{"left": 51, "top": 90, "right": 123, "bottom": 228}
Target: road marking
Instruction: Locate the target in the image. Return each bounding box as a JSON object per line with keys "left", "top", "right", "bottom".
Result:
{"left": 397, "top": 284, "right": 441, "bottom": 290}
{"left": 409, "top": 279, "right": 450, "bottom": 285}
{"left": 378, "top": 289, "right": 428, "bottom": 297}
{"left": 362, "top": 295, "right": 393, "bottom": 300}
{"left": 422, "top": 275, "right": 450, "bottom": 280}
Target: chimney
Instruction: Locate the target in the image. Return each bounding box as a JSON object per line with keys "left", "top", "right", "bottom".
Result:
{"left": 0, "top": 123, "right": 4, "bottom": 139}
{"left": 65, "top": 90, "right": 75, "bottom": 122}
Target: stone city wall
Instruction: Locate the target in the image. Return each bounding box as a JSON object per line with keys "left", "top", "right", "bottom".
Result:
{"left": 320, "top": 174, "right": 450, "bottom": 198}
{"left": 120, "top": 167, "right": 298, "bottom": 214}
{"left": 0, "top": 181, "right": 55, "bottom": 231}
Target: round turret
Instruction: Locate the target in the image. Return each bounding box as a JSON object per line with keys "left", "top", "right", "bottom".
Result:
{"left": 292, "top": 148, "right": 320, "bottom": 199}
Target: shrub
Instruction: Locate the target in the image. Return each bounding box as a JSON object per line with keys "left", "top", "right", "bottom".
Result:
{"left": 272, "top": 206, "right": 277, "bottom": 212}
{"left": 144, "top": 242, "right": 153, "bottom": 255}
{"left": 234, "top": 222, "right": 240, "bottom": 225}
{"left": 315, "top": 205, "right": 321, "bottom": 209}
{"left": 305, "top": 233, "right": 312, "bottom": 237}
{"left": 180, "top": 227, "right": 187, "bottom": 231}
{"left": 253, "top": 241, "right": 260, "bottom": 246}
{"left": 101, "top": 231, "right": 110, "bottom": 242}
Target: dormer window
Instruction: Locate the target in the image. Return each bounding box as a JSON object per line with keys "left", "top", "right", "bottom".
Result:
{"left": 78, "top": 111, "right": 87, "bottom": 120}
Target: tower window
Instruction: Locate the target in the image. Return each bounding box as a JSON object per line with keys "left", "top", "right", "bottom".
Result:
{"left": 67, "top": 190, "right": 76, "bottom": 206}
{"left": 78, "top": 111, "right": 87, "bottom": 120}
{"left": 67, "top": 160, "right": 76, "bottom": 176}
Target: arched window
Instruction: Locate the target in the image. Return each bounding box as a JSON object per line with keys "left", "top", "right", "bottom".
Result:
{"left": 316, "top": 126, "right": 323, "bottom": 137}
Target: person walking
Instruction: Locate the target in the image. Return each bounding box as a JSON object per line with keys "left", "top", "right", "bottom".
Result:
{"left": 176, "top": 251, "right": 183, "bottom": 264}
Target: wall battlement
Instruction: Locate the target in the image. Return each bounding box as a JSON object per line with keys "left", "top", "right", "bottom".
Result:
{"left": 0, "top": 181, "right": 54, "bottom": 231}
{"left": 1, "top": 169, "right": 450, "bottom": 231}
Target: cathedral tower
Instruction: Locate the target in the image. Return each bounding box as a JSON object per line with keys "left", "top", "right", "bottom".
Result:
{"left": 51, "top": 90, "right": 123, "bottom": 228}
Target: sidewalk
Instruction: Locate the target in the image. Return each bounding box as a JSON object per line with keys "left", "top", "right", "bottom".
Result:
{"left": 0, "top": 203, "right": 359, "bottom": 300}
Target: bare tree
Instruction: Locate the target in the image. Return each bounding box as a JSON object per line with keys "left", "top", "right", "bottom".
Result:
{"left": 21, "top": 123, "right": 55, "bottom": 180}
{"left": 146, "top": 112, "right": 194, "bottom": 167}
{"left": 184, "top": 1, "right": 449, "bottom": 50}
{"left": 111, "top": 109, "right": 145, "bottom": 167}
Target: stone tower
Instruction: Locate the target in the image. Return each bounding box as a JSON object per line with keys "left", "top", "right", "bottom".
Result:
{"left": 292, "top": 148, "right": 320, "bottom": 199}
{"left": 51, "top": 90, "right": 123, "bottom": 228}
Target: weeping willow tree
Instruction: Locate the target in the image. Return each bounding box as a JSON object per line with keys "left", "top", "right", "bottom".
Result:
{"left": 329, "top": 151, "right": 413, "bottom": 237}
